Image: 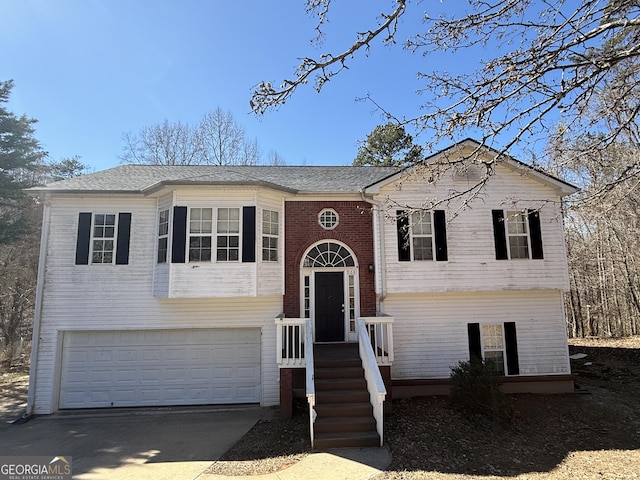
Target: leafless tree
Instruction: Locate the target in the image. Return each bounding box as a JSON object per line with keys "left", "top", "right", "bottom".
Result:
{"left": 121, "top": 120, "right": 201, "bottom": 165}
{"left": 250, "top": 0, "right": 640, "bottom": 191}
{"left": 266, "top": 149, "right": 287, "bottom": 165}
{"left": 121, "top": 108, "right": 265, "bottom": 165}
{"left": 0, "top": 242, "right": 38, "bottom": 369}
{"left": 560, "top": 138, "right": 640, "bottom": 337}
{"left": 197, "top": 108, "right": 260, "bottom": 165}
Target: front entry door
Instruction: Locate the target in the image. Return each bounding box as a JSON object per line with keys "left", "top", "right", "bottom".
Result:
{"left": 315, "top": 272, "right": 345, "bottom": 342}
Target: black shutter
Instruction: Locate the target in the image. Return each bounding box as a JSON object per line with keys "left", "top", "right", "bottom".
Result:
{"left": 75, "top": 212, "right": 92, "bottom": 265}
{"left": 171, "top": 206, "right": 187, "bottom": 263}
{"left": 433, "top": 210, "right": 448, "bottom": 261}
{"left": 504, "top": 322, "right": 520, "bottom": 375}
{"left": 492, "top": 210, "right": 508, "bottom": 260}
{"left": 115, "top": 213, "right": 131, "bottom": 265}
{"left": 396, "top": 210, "right": 411, "bottom": 262}
{"left": 528, "top": 210, "right": 544, "bottom": 260}
{"left": 242, "top": 206, "right": 256, "bottom": 263}
{"left": 467, "top": 323, "right": 482, "bottom": 362}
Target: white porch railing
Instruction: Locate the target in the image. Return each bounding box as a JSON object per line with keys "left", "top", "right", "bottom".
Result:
{"left": 304, "top": 318, "right": 316, "bottom": 448}
{"left": 356, "top": 317, "right": 387, "bottom": 447}
{"left": 275, "top": 315, "right": 306, "bottom": 367}
{"left": 275, "top": 314, "right": 394, "bottom": 368}
{"left": 275, "top": 314, "right": 393, "bottom": 448}
{"left": 361, "top": 315, "right": 395, "bottom": 365}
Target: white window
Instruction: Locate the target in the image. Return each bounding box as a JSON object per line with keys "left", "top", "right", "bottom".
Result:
{"left": 506, "top": 211, "right": 529, "bottom": 259}
{"left": 157, "top": 209, "right": 169, "bottom": 264}
{"left": 262, "top": 209, "right": 279, "bottom": 262}
{"left": 303, "top": 275, "right": 310, "bottom": 319}
{"left": 348, "top": 274, "right": 356, "bottom": 333}
{"left": 217, "top": 207, "right": 240, "bottom": 262}
{"left": 481, "top": 324, "right": 505, "bottom": 375}
{"left": 411, "top": 212, "right": 434, "bottom": 261}
{"left": 189, "top": 207, "right": 213, "bottom": 262}
{"left": 92, "top": 214, "right": 116, "bottom": 264}
{"left": 318, "top": 209, "right": 339, "bottom": 230}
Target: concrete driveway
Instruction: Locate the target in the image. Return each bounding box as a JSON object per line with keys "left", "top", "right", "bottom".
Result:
{"left": 0, "top": 406, "right": 270, "bottom": 480}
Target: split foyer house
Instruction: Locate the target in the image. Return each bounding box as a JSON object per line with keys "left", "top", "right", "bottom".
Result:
{"left": 26, "top": 139, "right": 577, "bottom": 448}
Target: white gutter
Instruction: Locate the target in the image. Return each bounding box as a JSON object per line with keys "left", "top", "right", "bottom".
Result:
{"left": 26, "top": 196, "right": 51, "bottom": 416}
{"left": 360, "top": 189, "right": 387, "bottom": 313}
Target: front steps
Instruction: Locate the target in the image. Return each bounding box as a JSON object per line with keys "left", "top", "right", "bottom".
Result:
{"left": 313, "top": 343, "right": 380, "bottom": 450}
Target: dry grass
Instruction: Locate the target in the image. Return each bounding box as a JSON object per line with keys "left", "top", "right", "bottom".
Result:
{"left": 210, "top": 336, "right": 640, "bottom": 478}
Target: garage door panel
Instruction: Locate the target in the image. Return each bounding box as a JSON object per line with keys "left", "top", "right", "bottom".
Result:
{"left": 59, "top": 328, "right": 261, "bottom": 409}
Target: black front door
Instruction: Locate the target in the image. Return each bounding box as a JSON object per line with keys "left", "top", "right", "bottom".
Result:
{"left": 315, "top": 272, "right": 345, "bottom": 342}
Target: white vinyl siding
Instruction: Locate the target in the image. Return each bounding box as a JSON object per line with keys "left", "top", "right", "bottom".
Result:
{"left": 379, "top": 161, "right": 570, "bottom": 294}
{"left": 31, "top": 194, "right": 281, "bottom": 414}
{"left": 385, "top": 290, "right": 571, "bottom": 380}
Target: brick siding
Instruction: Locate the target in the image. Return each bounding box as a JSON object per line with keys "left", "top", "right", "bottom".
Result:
{"left": 283, "top": 200, "right": 377, "bottom": 317}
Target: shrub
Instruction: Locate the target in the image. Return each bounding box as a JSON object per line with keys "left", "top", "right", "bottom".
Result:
{"left": 449, "top": 359, "right": 513, "bottom": 422}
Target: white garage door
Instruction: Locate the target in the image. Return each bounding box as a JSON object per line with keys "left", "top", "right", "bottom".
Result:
{"left": 59, "top": 328, "right": 261, "bottom": 409}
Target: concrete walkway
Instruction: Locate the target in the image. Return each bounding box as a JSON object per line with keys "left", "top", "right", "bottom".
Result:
{"left": 1, "top": 404, "right": 391, "bottom": 480}
{"left": 69, "top": 447, "right": 391, "bottom": 480}
{"left": 201, "top": 447, "right": 392, "bottom": 480}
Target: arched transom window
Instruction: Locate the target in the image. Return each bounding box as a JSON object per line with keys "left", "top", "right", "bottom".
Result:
{"left": 303, "top": 241, "right": 355, "bottom": 268}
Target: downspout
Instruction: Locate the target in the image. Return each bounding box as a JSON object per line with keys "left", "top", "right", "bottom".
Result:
{"left": 26, "top": 195, "right": 51, "bottom": 417}
{"left": 360, "top": 189, "right": 387, "bottom": 313}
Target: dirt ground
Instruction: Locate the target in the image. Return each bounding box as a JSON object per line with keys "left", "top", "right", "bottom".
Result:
{"left": 3, "top": 337, "right": 640, "bottom": 479}
{"left": 211, "top": 335, "right": 640, "bottom": 478}
{"left": 0, "top": 371, "right": 28, "bottom": 422}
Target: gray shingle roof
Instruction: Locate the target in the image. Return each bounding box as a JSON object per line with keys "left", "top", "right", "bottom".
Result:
{"left": 28, "top": 165, "right": 399, "bottom": 195}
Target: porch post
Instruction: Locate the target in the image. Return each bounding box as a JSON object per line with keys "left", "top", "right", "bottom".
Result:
{"left": 279, "top": 368, "right": 294, "bottom": 419}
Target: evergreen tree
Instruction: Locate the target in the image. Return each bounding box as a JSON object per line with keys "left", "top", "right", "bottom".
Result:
{"left": 0, "top": 80, "right": 47, "bottom": 243}
{"left": 353, "top": 123, "right": 422, "bottom": 167}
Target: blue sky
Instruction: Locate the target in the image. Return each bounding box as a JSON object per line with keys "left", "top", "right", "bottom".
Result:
{"left": 3, "top": 0, "right": 479, "bottom": 171}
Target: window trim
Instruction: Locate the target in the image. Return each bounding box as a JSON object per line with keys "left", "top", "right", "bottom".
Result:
{"left": 493, "top": 209, "right": 544, "bottom": 260}
{"left": 318, "top": 208, "right": 339, "bottom": 230}
{"left": 396, "top": 209, "right": 448, "bottom": 262}
{"left": 410, "top": 211, "right": 434, "bottom": 261}
{"left": 261, "top": 209, "right": 279, "bottom": 262}
{"left": 216, "top": 207, "right": 241, "bottom": 262}
{"left": 188, "top": 207, "right": 213, "bottom": 263}
{"left": 480, "top": 324, "right": 506, "bottom": 375}
{"left": 75, "top": 212, "right": 131, "bottom": 265}
{"left": 90, "top": 213, "right": 118, "bottom": 265}
{"left": 157, "top": 208, "right": 170, "bottom": 264}
{"left": 505, "top": 210, "right": 531, "bottom": 260}
{"left": 468, "top": 321, "right": 520, "bottom": 376}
